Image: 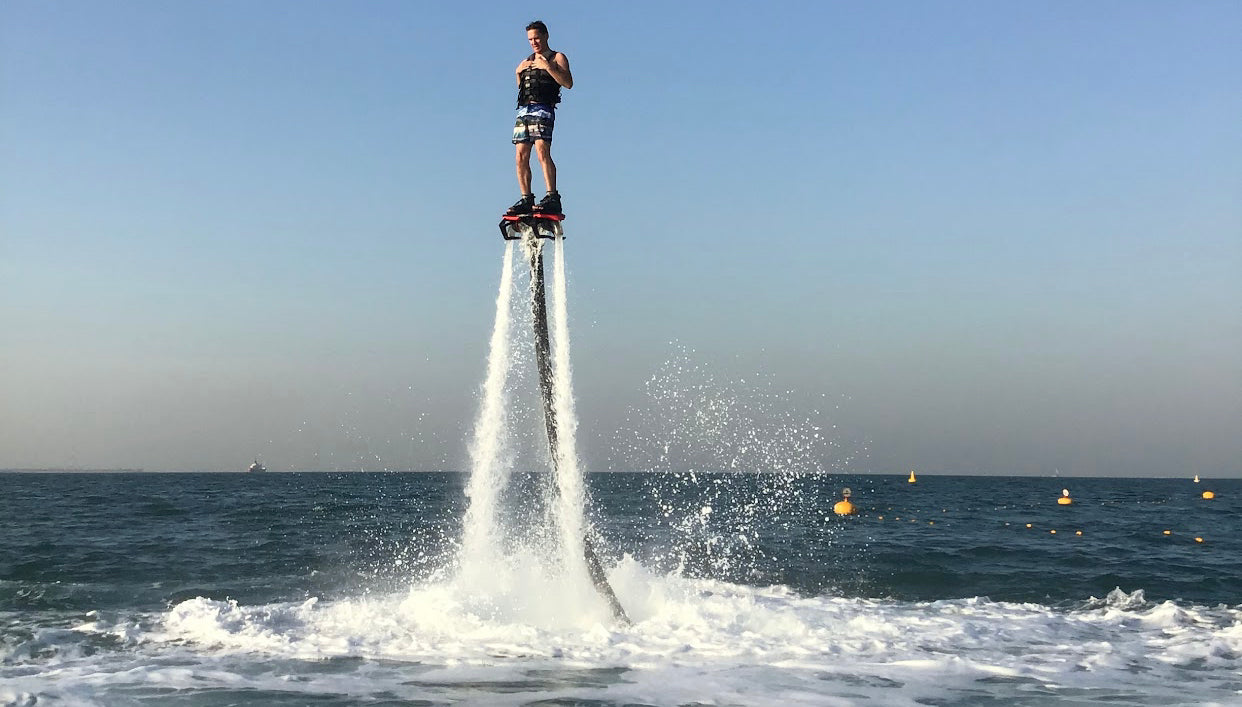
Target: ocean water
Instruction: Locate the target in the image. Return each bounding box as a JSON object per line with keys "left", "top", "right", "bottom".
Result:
{"left": 2, "top": 471, "right": 1239, "bottom": 706}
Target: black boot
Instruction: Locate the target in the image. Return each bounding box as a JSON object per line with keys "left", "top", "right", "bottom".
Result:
{"left": 534, "top": 191, "right": 562, "bottom": 215}
{"left": 506, "top": 194, "right": 535, "bottom": 215}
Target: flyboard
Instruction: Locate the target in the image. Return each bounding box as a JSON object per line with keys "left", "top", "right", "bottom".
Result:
{"left": 499, "top": 212, "right": 565, "bottom": 240}
{"left": 500, "top": 210, "right": 630, "bottom": 625}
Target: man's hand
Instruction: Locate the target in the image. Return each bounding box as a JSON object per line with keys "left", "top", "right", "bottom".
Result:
{"left": 517, "top": 51, "right": 572, "bottom": 89}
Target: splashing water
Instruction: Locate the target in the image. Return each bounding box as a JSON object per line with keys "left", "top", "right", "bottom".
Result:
{"left": 548, "top": 237, "right": 590, "bottom": 581}
{"left": 457, "top": 238, "right": 606, "bottom": 622}
{"left": 609, "top": 346, "right": 870, "bottom": 581}
{"left": 611, "top": 345, "right": 865, "bottom": 476}
{"left": 460, "top": 242, "right": 515, "bottom": 575}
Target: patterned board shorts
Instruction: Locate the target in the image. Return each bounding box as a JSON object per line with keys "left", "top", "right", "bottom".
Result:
{"left": 512, "top": 104, "right": 555, "bottom": 144}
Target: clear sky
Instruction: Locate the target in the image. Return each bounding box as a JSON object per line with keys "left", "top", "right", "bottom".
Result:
{"left": 2, "top": 1, "right": 1239, "bottom": 476}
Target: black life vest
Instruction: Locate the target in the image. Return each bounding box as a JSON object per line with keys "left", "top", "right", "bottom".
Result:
{"left": 517, "top": 52, "right": 562, "bottom": 107}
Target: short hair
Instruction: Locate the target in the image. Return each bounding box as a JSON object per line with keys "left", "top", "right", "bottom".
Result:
{"left": 526, "top": 20, "right": 549, "bottom": 36}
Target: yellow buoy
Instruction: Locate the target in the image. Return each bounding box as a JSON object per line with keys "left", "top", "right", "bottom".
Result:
{"left": 1202, "top": 490, "right": 1216, "bottom": 500}
{"left": 1195, "top": 537, "right": 1204, "bottom": 543}
{"left": 1075, "top": 530, "right": 1083, "bottom": 536}
{"left": 833, "top": 487, "right": 857, "bottom": 516}
{"left": 1050, "top": 529, "right": 1057, "bottom": 534}
{"left": 908, "top": 470, "right": 917, "bottom": 483}
{"left": 1163, "top": 530, "right": 1172, "bottom": 536}
{"left": 1057, "top": 488, "right": 1073, "bottom": 505}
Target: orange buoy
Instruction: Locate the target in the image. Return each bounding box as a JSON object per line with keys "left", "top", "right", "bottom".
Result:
{"left": 1202, "top": 490, "right": 1216, "bottom": 500}
{"left": 833, "top": 487, "right": 857, "bottom": 516}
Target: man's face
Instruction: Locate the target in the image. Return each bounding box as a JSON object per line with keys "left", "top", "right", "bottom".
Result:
{"left": 527, "top": 29, "right": 547, "bottom": 54}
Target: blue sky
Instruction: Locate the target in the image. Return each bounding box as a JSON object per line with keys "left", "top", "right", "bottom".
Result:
{"left": 2, "top": 1, "right": 1239, "bottom": 476}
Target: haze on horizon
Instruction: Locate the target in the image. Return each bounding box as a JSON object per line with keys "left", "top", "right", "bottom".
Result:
{"left": 2, "top": 1, "right": 1239, "bottom": 478}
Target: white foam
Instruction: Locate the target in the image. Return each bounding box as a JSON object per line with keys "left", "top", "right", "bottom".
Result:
{"left": 86, "top": 570, "right": 1236, "bottom": 705}
{"left": 10, "top": 572, "right": 1242, "bottom": 705}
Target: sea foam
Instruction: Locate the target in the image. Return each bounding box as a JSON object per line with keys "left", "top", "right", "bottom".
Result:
{"left": 129, "top": 572, "right": 1242, "bottom": 706}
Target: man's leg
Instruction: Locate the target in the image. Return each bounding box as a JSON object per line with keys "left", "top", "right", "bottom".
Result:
{"left": 516, "top": 142, "right": 534, "bottom": 195}
{"left": 534, "top": 140, "right": 557, "bottom": 194}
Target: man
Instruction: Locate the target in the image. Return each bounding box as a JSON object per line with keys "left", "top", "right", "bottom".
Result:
{"left": 506, "top": 20, "right": 573, "bottom": 216}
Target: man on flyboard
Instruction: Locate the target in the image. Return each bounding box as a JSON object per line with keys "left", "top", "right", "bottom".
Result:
{"left": 505, "top": 20, "right": 573, "bottom": 217}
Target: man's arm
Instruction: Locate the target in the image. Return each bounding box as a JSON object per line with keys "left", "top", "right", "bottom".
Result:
{"left": 534, "top": 52, "right": 573, "bottom": 89}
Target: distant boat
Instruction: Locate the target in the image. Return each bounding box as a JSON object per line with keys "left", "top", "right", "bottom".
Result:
{"left": 248, "top": 460, "right": 266, "bottom": 473}
{"left": 1194, "top": 475, "right": 1200, "bottom": 483}
{"left": 908, "top": 470, "right": 917, "bottom": 483}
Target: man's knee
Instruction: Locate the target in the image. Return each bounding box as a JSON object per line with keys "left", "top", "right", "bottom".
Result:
{"left": 516, "top": 144, "right": 533, "bottom": 163}
{"left": 534, "top": 141, "right": 553, "bottom": 163}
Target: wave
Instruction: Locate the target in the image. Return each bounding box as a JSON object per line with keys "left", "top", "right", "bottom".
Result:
{"left": 7, "top": 565, "right": 1240, "bottom": 706}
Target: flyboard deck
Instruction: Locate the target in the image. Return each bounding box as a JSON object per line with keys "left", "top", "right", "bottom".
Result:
{"left": 500, "top": 212, "right": 565, "bottom": 240}
{"left": 521, "top": 229, "right": 630, "bottom": 625}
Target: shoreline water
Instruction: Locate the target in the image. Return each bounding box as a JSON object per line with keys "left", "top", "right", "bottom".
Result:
{"left": 3, "top": 472, "right": 1238, "bottom": 705}
{"left": 3, "top": 468, "right": 1238, "bottom": 479}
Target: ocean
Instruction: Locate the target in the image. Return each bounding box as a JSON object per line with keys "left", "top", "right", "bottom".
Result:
{"left": 2, "top": 471, "right": 1239, "bottom": 706}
